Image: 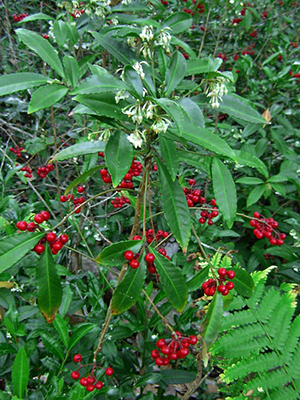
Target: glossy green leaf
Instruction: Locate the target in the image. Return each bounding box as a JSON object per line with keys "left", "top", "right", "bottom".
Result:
{"left": 159, "top": 136, "right": 179, "bottom": 181}
{"left": 244, "top": 10, "right": 252, "bottom": 31}
{"left": 12, "top": 347, "right": 29, "bottom": 399}
{"left": 212, "top": 158, "right": 237, "bottom": 228}
{"left": 157, "top": 159, "right": 191, "bottom": 252}
{"left": 64, "top": 166, "right": 100, "bottom": 194}
{"left": 71, "top": 71, "right": 126, "bottom": 95}
{"left": 37, "top": 244, "right": 62, "bottom": 322}
{"left": 53, "top": 314, "right": 69, "bottom": 348}
{"left": 19, "top": 12, "right": 54, "bottom": 22}
{"left": 218, "top": 95, "right": 266, "bottom": 124}
{"left": 201, "top": 292, "right": 223, "bottom": 349}
{"left": 156, "top": 98, "right": 187, "bottom": 136}
{"left": 16, "top": 29, "right": 65, "bottom": 79}
{"left": 262, "top": 51, "right": 281, "bottom": 67}
{"left": 0, "top": 232, "right": 45, "bottom": 273}
{"left": 123, "top": 66, "right": 143, "bottom": 99}
{"left": 68, "top": 323, "right": 95, "bottom": 351}
{"left": 111, "top": 252, "right": 147, "bottom": 315}
{"left": 157, "top": 47, "right": 169, "bottom": 79}
{"left": 63, "top": 56, "right": 80, "bottom": 88}
{"left": 96, "top": 240, "right": 143, "bottom": 266}
{"left": 180, "top": 124, "right": 236, "bottom": 161}
{"left": 0, "top": 73, "right": 51, "bottom": 96}
{"left": 74, "top": 93, "right": 128, "bottom": 120}
{"left": 0, "top": 343, "right": 17, "bottom": 356}
{"left": 40, "top": 332, "right": 64, "bottom": 359}
{"left": 161, "top": 369, "right": 196, "bottom": 384}
{"left": 178, "top": 98, "right": 205, "bottom": 128}
{"left": 165, "top": 52, "right": 187, "bottom": 97}
{"left": 236, "top": 177, "right": 265, "bottom": 185}
{"left": 149, "top": 248, "right": 188, "bottom": 312}
{"left": 51, "top": 141, "right": 105, "bottom": 161}
{"left": 235, "top": 150, "right": 269, "bottom": 178}
{"left": 246, "top": 185, "right": 265, "bottom": 207}
{"left": 53, "top": 20, "right": 67, "bottom": 47}
{"left": 231, "top": 267, "right": 255, "bottom": 297}
{"left": 162, "top": 12, "right": 193, "bottom": 34}
{"left": 28, "top": 84, "right": 68, "bottom": 114}
{"left": 105, "top": 131, "right": 134, "bottom": 187}
{"left": 187, "top": 266, "right": 209, "bottom": 291}
{"left": 185, "top": 57, "right": 222, "bottom": 76}
{"left": 91, "top": 32, "right": 139, "bottom": 65}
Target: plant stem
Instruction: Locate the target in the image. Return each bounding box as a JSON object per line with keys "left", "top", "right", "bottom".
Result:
{"left": 142, "top": 289, "right": 174, "bottom": 334}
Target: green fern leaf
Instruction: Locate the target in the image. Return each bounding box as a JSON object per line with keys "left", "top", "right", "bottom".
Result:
{"left": 284, "top": 315, "right": 300, "bottom": 364}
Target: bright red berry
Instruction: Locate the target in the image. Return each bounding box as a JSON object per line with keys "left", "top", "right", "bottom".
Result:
{"left": 124, "top": 250, "right": 134, "bottom": 260}
{"left": 218, "top": 268, "right": 227, "bottom": 277}
{"left": 46, "top": 232, "right": 57, "bottom": 242}
{"left": 60, "top": 195, "right": 68, "bottom": 202}
{"left": 87, "top": 376, "right": 95, "bottom": 384}
{"left": 156, "top": 338, "right": 166, "bottom": 348}
{"left": 52, "top": 241, "right": 63, "bottom": 251}
{"left": 177, "top": 348, "right": 189, "bottom": 358}
{"left": 161, "top": 345, "right": 170, "bottom": 355}
{"left": 155, "top": 357, "right": 164, "bottom": 366}
{"left": 86, "top": 384, "right": 95, "bottom": 392}
{"left": 40, "top": 211, "right": 50, "bottom": 221}
{"left": 253, "top": 211, "right": 260, "bottom": 218}
{"left": 27, "top": 222, "right": 38, "bottom": 232}
{"left": 227, "top": 270, "right": 235, "bottom": 279}
{"left": 189, "top": 335, "right": 198, "bottom": 345}
{"left": 226, "top": 281, "right": 234, "bottom": 290}
{"left": 218, "top": 285, "right": 227, "bottom": 293}
{"left": 60, "top": 234, "right": 69, "bottom": 244}
{"left": 145, "top": 253, "right": 155, "bottom": 263}
{"left": 151, "top": 349, "right": 160, "bottom": 358}
{"left": 71, "top": 371, "right": 80, "bottom": 380}
{"left": 80, "top": 377, "right": 88, "bottom": 386}
{"left": 129, "top": 259, "right": 139, "bottom": 269}
{"left": 105, "top": 367, "right": 113, "bottom": 376}
{"left": 34, "top": 214, "right": 44, "bottom": 224}
{"left": 95, "top": 381, "right": 103, "bottom": 389}
{"left": 77, "top": 186, "right": 84, "bottom": 193}
{"left": 34, "top": 244, "right": 45, "bottom": 255}
{"left": 16, "top": 221, "right": 27, "bottom": 231}
{"left": 73, "top": 354, "right": 82, "bottom": 363}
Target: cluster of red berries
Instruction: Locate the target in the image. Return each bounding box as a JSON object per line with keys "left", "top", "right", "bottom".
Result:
{"left": 10, "top": 145, "right": 23, "bottom": 157}
{"left": 60, "top": 187, "right": 85, "bottom": 214}
{"left": 100, "top": 159, "right": 143, "bottom": 188}
{"left": 242, "top": 44, "right": 255, "bottom": 56}
{"left": 124, "top": 250, "right": 140, "bottom": 269}
{"left": 240, "top": 4, "right": 252, "bottom": 16}
{"left": 261, "top": 10, "right": 268, "bottom": 20}
{"left": 144, "top": 249, "right": 170, "bottom": 274}
{"left": 264, "top": 253, "right": 275, "bottom": 260}
{"left": 161, "top": 0, "right": 168, "bottom": 5}
{"left": 144, "top": 228, "right": 169, "bottom": 244}
{"left": 151, "top": 331, "right": 198, "bottom": 366}
{"left": 16, "top": 212, "right": 69, "bottom": 255}
{"left": 13, "top": 13, "right": 28, "bottom": 22}
{"left": 278, "top": 54, "right": 283, "bottom": 61}
{"left": 37, "top": 164, "right": 54, "bottom": 179}
{"left": 71, "top": 354, "right": 113, "bottom": 392}
{"left": 217, "top": 53, "right": 228, "bottom": 62}
{"left": 20, "top": 165, "right": 33, "bottom": 178}
{"left": 250, "top": 29, "right": 257, "bottom": 38}
{"left": 219, "top": 113, "right": 229, "bottom": 122}
{"left": 232, "top": 17, "right": 242, "bottom": 24}
{"left": 202, "top": 268, "right": 235, "bottom": 297}
{"left": 111, "top": 196, "right": 130, "bottom": 209}
{"left": 250, "top": 211, "right": 286, "bottom": 246}
{"left": 233, "top": 54, "right": 240, "bottom": 61}
{"left": 290, "top": 42, "right": 298, "bottom": 48}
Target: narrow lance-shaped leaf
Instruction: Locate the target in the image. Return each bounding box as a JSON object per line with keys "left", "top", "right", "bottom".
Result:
{"left": 0, "top": 231, "right": 45, "bottom": 273}
{"left": 149, "top": 248, "right": 188, "bottom": 312}
{"left": 28, "top": 84, "right": 68, "bottom": 114}
{"left": 37, "top": 244, "right": 62, "bottom": 322}
{"left": 0, "top": 73, "right": 52, "bottom": 97}
{"left": 53, "top": 314, "right": 69, "bottom": 348}
{"left": 159, "top": 136, "right": 179, "bottom": 181}
{"left": 212, "top": 158, "right": 237, "bottom": 228}
{"left": 165, "top": 52, "right": 187, "bottom": 97}
{"left": 68, "top": 323, "right": 95, "bottom": 351}
{"left": 218, "top": 94, "right": 267, "bottom": 124}
{"left": 70, "top": 71, "right": 126, "bottom": 95}
{"left": 64, "top": 166, "right": 100, "bottom": 194}
{"left": 96, "top": 240, "right": 143, "bottom": 267}
{"left": 16, "top": 29, "right": 65, "bottom": 79}
{"left": 12, "top": 347, "right": 29, "bottom": 399}
{"left": 74, "top": 93, "right": 128, "bottom": 120}
{"left": 231, "top": 267, "right": 255, "bottom": 297}
{"left": 157, "top": 159, "right": 191, "bottom": 252}
{"left": 51, "top": 141, "right": 105, "bottom": 161}
{"left": 201, "top": 292, "right": 223, "bottom": 349}
{"left": 111, "top": 252, "right": 147, "bottom": 315}
{"left": 105, "top": 131, "right": 134, "bottom": 188}
{"left": 187, "top": 266, "right": 209, "bottom": 291}
{"left": 63, "top": 55, "right": 80, "bottom": 88}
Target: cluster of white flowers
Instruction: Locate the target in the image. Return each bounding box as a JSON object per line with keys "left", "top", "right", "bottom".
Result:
{"left": 205, "top": 77, "right": 229, "bottom": 109}
{"left": 132, "top": 61, "right": 148, "bottom": 80}
{"left": 154, "top": 28, "right": 172, "bottom": 53}
{"left": 151, "top": 117, "right": 170, "bottom": 134}
{"left": 127, "top": 129, "right": 146, "bottom": 148}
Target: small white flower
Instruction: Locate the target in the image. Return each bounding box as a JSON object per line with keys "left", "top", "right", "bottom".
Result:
{"left": 151, "top": 117, "right": 170, "bottom": 133}
{"left": 140, "top": 26, "right": 154, "bottom": 42}
{"left": 127, "top": 130, "right": 144, "bottom": 148}
{"left": 133, "top": 61, "right": 149, "bottom": 80}
{"left": 115, "top": 89, "right": 129, "bottom": 104}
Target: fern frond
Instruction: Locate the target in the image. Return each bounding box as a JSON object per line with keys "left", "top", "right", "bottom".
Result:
{"left": 284, "top": 315, "right": 300, "bottom": 363}
{"left": 246, "top": 269, "right": 270, "bottom": 308}
{"left": 255, "top": 287, "right": 281, "bottom": 322}
{"left": 221, "top": 352, "right": 282, "bottom": 383}
{"left": 220, "top": 255, "right": 232, "bottom": 270}
{"left": 211, "top": 252, "right": 222, "bottom": 269}
{"left": 272, "top": 386, "right": 300, "bottom": 400}
{"left": 244, "top": 367, "right": 291, "bottom": 394}
{"left": 226, "top": 295, "right": 245, "bottom": 311}
{"left": 221, "top": 309, "right": 256, "bottom": 331}
{"left": 290, "top": 341, "right": 300, "bottom": 379}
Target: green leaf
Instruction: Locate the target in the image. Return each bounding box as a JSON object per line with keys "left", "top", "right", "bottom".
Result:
{"left": 64, "top": 166, "right": 100, "bottom": 194}
{"left": 0, "top": 73, "right": 52, "bottom": 97}
{"left": 111, "top": 253, "right": 147, "bottom": 315}
{"left": 19, "top": 12, "right": 54, "bottom": 22}
{"left": 53, "top": 314, "right": 69, "bottom": 348}
{"left": 123, "top": 66, "right": 143, "bottom": 99}
{"left": 53, "top": 20, "right": 68, "bottom": 48}
{"left": 0, "top": 232, "right": 45, "bottom": 273}
{"left": 74, "top": 93, "right": 128, "bottom": 120}
{"left": 161, "top": 370, "right": 196, "bottom": 384}
{"left": 187, "top": 266, "right": 209, "bottom": 291}
{"left": 96, "top": 240, "right": 143, "bottom": 267}
{"left": 218, "top": 95, "right": 266, "bottom": 124}
{"left": 201, "top": 292, "right": 223, "bottom": 349}
{"left": 37, "top": 244, "right": 62, "bottom": 323}
{"left": 231, "top": 267, "right": 255, "bottom": 297}
{"left": 262, "top": 51, "right": 281, "bottom": 67}
{"left": 91, "top": 32, "right": 139, "bottom": 65}
{"left": 185, "top": 58, "right": 222, "bottom": 76}
{"left": 105, "top": 131, "right": 133, "bottom": 187}
{"left": 0, "top": 343, "right": 17, "bottom": 356}
{"left": 236, "top": 177, "right": 265, "bottom": 185}
{"left": 244, "top": 10, "right": 252, "bottom": 31}
{"left": 12, "top": 347, "right": 29, "bottom": 399}
{"left": 159, "top": 136, "right": 179, "bottom": 181}
{"left": 161, "top": 12, "right": 193, "bottom": 34}
{"left": 235, "top": 150, "right": 269, "bottom": 179}
{"left": 247, "top": 185, "right": 265, "bottom": 207}
{"left": 212, "top": 158, "right": 237, "bottom": 228}
{"left": 63, "top": 56, "right": 80, "bottom": 88}
{"left": 157, "top": 159, "right": 191, "bottom": 252}
{"left": 178, "top": 98, "right": 205, "bottom": 128}
{"left": 156, "top": 98, "right": 188, "bottom": 136}
{"left": 16, "top": 29, "right": 65, "bottom": 79}
{"left": 40, "top": 332, "right": 64, "bottom": 360}
{"left": 165, "top": 52, "right": 187, "bottom": 97}
{"left": 149, "top": 248, "right": 188, "bottom": 312}
{"left": 68, "top": 323, "right": 95, "bottom": 351}
{"left": 71, "top": 71, "right": 126, "bottom": 95}
{"left": 180, "top": 124, "right": 236, "bottom": 161}
{"left": 28, "top": 84, "right": 68, "bottom": 114}
{"left": 51, "top": 141, "right": 105, "bottom": 161}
